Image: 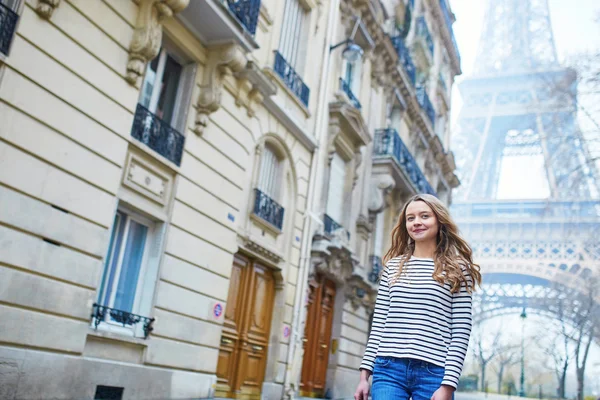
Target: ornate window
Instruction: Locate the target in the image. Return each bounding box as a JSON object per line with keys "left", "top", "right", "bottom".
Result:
{"left": 258, "top": 144, "right": 282, "bottom": 202}
{"left": 252, "top": 142, "right": 286, "bottom": 231}
{"left": 132, "top": 40, "right": 196, "bottom": 165}
{"left": 0, "top": 0, "right": 20, "bottom": 57}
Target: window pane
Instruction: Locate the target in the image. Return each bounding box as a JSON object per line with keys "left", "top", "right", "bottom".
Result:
{"left": 259, "top": 146, "right": 280, "bottom": 200}
{"left": 99, "top": 212, "right": 126, "bottom": 306}
{"left": 156, "top": 54, "right": 182, "bottom": 125}
{"left": 140, "top": 56, "right": 160, "bottom": 109}
{"left": 112, "top": 219, "right": 148, "bottom": 315}
{"left": 326, "top": 154, "right": 346, "bottom": 223}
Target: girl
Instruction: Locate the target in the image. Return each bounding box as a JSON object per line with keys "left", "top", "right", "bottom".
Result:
{"left": 354, "top": 194, "right": 481, "bottom": 400}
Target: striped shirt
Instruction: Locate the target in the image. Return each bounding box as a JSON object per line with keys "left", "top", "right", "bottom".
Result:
{"left": 359, "top": 256, "right": 473, "bottom": 389}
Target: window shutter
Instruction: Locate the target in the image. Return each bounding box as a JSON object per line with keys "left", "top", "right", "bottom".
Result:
{"left": 259, "top": 146, "right": 281, "bottom": 200}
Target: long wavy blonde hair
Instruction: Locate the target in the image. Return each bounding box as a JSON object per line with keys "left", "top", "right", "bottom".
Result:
{"left": 383, "top": 194, "right": 482, "bottom": 293}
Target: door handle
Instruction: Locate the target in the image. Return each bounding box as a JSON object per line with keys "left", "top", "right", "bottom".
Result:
{"left": 320, "top": 344, "right": 327, "bottom": 348}
{"left": 221, "top": 337, "right": 234, "bottom": 345}
{"left": 251, "top": 345, "right": 264, "bottom": 352}
{"left": 302, "top": 338, "right": 308, "bottom": 343}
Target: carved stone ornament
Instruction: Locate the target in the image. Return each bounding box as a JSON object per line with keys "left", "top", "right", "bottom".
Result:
{"left": 36, "top": 0, "right": 60, "bottom": 19}
{"left": 241, "top": 235, "right": 283, "bottom": 265}
{"left": 126, "top": 0, "right": 190, "bottom": 85}
{"left": 368, "top": 173, "right": 396, "bottom": 213}
{"left": 194, "top": 44, "right": 247, "bottom": 135}
{"left": 310, "top": 234, "right": 358, "bottom": 286}
{"left": 345, "top": 274, "right": 376, "bottom": 310}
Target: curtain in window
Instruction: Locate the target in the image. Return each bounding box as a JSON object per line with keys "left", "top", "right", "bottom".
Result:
{"left": 279, "top": 0, "right": 308, "bottom": 70}
{"left": 259, "top": 145, "right": 281, "bottom": 201}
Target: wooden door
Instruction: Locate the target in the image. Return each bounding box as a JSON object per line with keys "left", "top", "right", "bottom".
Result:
{"left": 300, "top": 275, "right": 336, "bottom": 397}
{"left": 216, "top": 254, "right": 276, "bottom": 399}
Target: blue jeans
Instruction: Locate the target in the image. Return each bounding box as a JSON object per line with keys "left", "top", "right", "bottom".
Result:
{"left": 372, "top": 357, "right": 452, "bottom": 400}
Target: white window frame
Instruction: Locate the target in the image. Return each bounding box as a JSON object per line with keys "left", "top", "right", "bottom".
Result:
{"left": 94, "top": 206, "right": 159, "bottom": 338}
{"left": 343, "top": 59, "right": 363, "bottom": 99}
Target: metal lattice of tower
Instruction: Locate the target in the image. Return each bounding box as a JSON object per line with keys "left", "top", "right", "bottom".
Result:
{"left": 450, "top": 0, "right": 600, "bottom": 322}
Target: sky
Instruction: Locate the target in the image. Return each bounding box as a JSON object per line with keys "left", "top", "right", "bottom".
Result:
{"left": 448, "top": 2, "right": 600, "bottom": 393}
{"left": 449, "top": 0, "right": 600, "bottom": 200}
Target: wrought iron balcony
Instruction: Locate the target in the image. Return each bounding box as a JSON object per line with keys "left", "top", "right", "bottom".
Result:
{"left": 0, "top": 2, "right": 18, "bottom": 56}
{"left": 226, "top": 0, "right": 260, "bottom": 36}
{"left": 390, "top": 36, "right": 416, "bottom": 87}
{"left": 324, "top": 214, "right": 350, "bottom": 240}
{"left": 373, "top": 128, "right": 436, "bottom": 196}
{"left": 91, "top": 303, "right": 155, "bottom": 339}
{"left": 368, "top": 255, "right": 383, "bottom": 283}
{"left": 253, "top": 188, "right": 285, "bottom": 230}
{"left": 274, "top": 51, "right": 310, "bottom": 108}
{"left": 416, "top": 16, "right": 434, "bottom": 57}
{"left": 416, "top": 86, "right": 436, "bottom": 129}
{"left": 131, "top": 103, "right": 185, "bottom": 166}
{"left": 339, "top": 77, "right": 361, "bottom": 109}
{"left": 438, "top": 0, "right": 461, "bottom": 65}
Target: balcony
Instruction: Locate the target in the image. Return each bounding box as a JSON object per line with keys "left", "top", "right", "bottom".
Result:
{"left": 0, "top": 2, "right": 18, "bottom": 56}
{"left": 274, "top": 51, "right": 310, "bottom": 108}
{"left": 324, "top": 214, "right": 350, "bottom": 240}
{"left": 178, "top": 0, "right": 261, "bottom": 51}
{"left": 390, "top": 36, "right": 416, "bottom": 87}
{"left": 226, "top": 0, "right": 260, "bottom": 35}
{"left": 416, "top": 86, "right": 436, "bottom": 129}
{"left": 415, "top": 17, "right": 434, "bottom": 57}
{"left": 368, "top": 255, "right": 383, "bottom": 283}
{"left": 339, "top": 77, "right": 361, "bottom": 109}
{"left": 253, "top": 188, "right": 285, "bottom": 230}
{"left": 438, "top": 0, "right": 461, "bottom": 65}
{"left": 373, "top": 128, "right": 436, "bottom": 196}
{"left": 131, "top": 103, "right": 185, "bottom": 166}
{"left": 91, "top": 303, "right": 155, "bottom": 339}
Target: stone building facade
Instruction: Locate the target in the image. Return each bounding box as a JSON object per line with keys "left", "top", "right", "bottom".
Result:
{"left": 0, "top": 0, "right": 459, "bottom": 399}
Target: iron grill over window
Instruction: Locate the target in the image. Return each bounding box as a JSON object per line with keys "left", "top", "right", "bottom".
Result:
{"left": 91, "top": 303, "right": 155, "bottom": 339}
{"left": 373, "top": 128, "right": 436, "bottom": 196}
{"left": 369, "top": 255, "right": 383, "bottom": 283}
{"left": 131, "top": 103, "right": 185, "bottom": 166}
{"left": 253, "top": 188, "right": 285, "bottom": 230}
{"left": 390, "top": 36, "right": 416, "bottom": 87}
{"left": 227, "top": 0, "right": 260, "bottom": 36}
{"left": 339, "top": 77, "right": 361, "bottom": 109}
{"left": 0, "top": 2, "right": 18, "bottom": 56}
{"left": 274, "top": 51, "right": 310, "bottom": 108}
{"left": 416, "top": 86, "right": 436, "bottom": 129}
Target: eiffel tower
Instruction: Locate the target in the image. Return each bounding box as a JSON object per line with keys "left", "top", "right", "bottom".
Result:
{"left": 451, "top": 0, "right": 600, "bottom": 322}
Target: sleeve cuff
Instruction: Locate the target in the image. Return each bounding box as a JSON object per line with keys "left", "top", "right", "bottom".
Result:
{"left": 441, "top": 378, "right": 458, "bottom": 390}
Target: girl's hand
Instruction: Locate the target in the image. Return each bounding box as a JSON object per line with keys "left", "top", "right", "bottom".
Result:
{"left": 431, "top": 385, "right": 455, "bottom": 400}
{"left": 354, "top": 379, "right": 370, "bottom": 400}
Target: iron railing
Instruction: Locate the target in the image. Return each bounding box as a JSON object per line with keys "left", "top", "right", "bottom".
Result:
{"left": 324, "top": 214, "right": 350, "bottom": 240}
{"left": 91, "top": 303, "right": 155, "bottom": 339}
{"left": 390, "top": 36, "right": 416, "bottom": 86}
{"left": 253, "top": 188, "right": 285, "bottom": 230}
{"left": 339, "top": 77, "right": 361, "bottom": 109}
{"left": 416, "top": 86, "right": 436, "bottom": 128}
{"left": 438, "top": 0, "right": 461, "bottom": 65}
{"left": 416, "top": 16, "right": 434, "bottom": 57}
{"left": 373, "top": 128, "right": 436, "bottom": 196}
{"left": 0, "top": 2, "right": 18, "bottom": 56}
{"left": 274, "top": 51, "right": 310, "bottom": 108}
{"left": 130, "top": 103, "right": 185, "bottom": 166}
{"left": 369, "top": 255, "right": 383, "bottom": 283}
{"left": 226, "top": 0, "right": 260, "bottom": 36}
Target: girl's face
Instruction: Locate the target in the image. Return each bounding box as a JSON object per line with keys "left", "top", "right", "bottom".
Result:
{"left": 405, "top": 200, "right": 440, "bottom": 244}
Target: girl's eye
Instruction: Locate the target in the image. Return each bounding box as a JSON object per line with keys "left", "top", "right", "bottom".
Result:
{"left": 422, "top": 215, "right": 429, "bottom": 219}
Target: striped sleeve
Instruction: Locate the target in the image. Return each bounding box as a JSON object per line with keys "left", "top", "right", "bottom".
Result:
{"left": 442, "top": 273, "right": 473, "bottom": 388}
{"left": 359, "top": 267, "right": 390, "bottom": 372}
